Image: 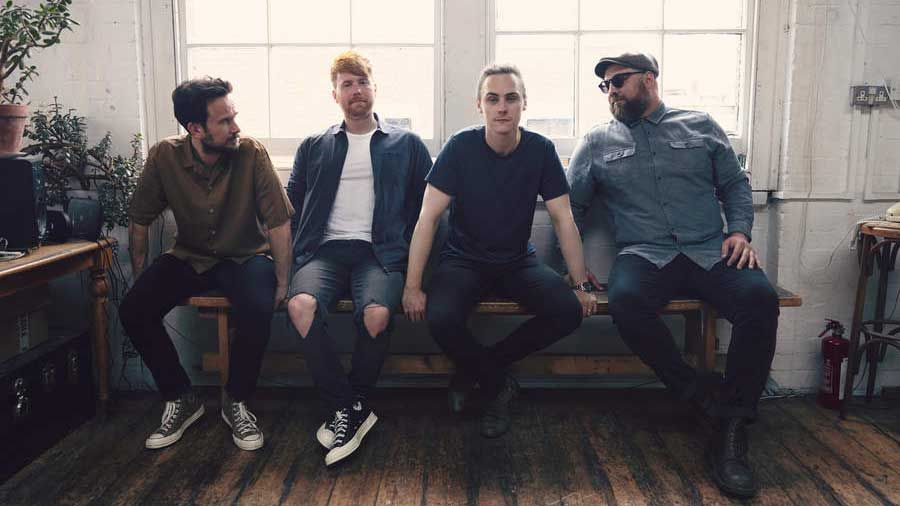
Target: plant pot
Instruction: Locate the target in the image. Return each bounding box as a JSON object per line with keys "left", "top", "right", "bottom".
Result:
{"left": 0, "top": 104, "right": 29, "bottom": 156}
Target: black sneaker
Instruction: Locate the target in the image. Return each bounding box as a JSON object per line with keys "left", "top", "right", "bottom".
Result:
{"left": 324, "top": 401, "right": 378, "bottom": 466}
{"left": 480, "top": 374, "right": 519, "bottom": 438}
{"left": 707, "top": 417, "right": 758, "bottom": 498}
{"left": 145, "top": 390, "right": 205, "bottom": 449}
{"left": 316, "top": 416, "right": 336, "bottom": 449}
{"left": 221, "top": 394, "right": 264, "bottom": 451}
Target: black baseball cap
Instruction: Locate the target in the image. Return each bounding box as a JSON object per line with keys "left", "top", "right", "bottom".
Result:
{"left": 594, "top": 52, "right": 659, "bottom": 79}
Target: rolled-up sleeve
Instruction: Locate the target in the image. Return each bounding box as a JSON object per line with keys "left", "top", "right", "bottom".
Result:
{"left": 253, "top": 143, "right": 294, "bottom": 229}
{"left": 128, "top": 146, "right": 168, "bottom": 226}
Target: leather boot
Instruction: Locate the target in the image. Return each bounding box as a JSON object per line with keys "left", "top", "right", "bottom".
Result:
{"left": 480, "top": 374, "right": 519, "bottom": 438}
{"left": 708, "top": 417, "right": 758, "bottom": 498}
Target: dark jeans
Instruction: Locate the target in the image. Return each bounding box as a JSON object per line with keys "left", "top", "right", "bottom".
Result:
{"left": 119, "top": 253, "right": 275, "bottom": 401}
{"left": 426, "top": 255, "right": 583, "bottom": 398}
{"left": 607, "top": 253, "right": 779, "bottom": 419}
{"left": 289, "top": 240, "right": 404, "bottom": 411}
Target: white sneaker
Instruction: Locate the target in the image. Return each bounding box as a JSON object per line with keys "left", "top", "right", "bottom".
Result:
{"left": 324, "top": 401, "right": 378, "bottom": 466}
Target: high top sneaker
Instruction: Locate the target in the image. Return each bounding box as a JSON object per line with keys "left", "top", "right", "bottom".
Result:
{"left": 221, "top": 394, "right": 264, "bottom": 451}
{"left": 708, "top": 417, "right": 758, "bottom": 498}
{"left": 145, "top": 390, "right": 205, "bottom": 449}
{"left": 324, "top": 401, "right": 378, "bottom": 466}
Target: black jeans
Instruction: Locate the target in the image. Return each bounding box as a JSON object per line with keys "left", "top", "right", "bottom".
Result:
{"left": 426, "top": 255, "right": 583, "bottom": 398}
{"left": 607, "top": 254, "right": 779, "bottom": 419}
{"left": 119, "top": 254, "right": 275, "bottom": 401}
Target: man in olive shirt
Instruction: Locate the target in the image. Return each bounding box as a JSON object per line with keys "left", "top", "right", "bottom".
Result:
{"left": 120, "top": 77, "right": 293, "bottom": 451}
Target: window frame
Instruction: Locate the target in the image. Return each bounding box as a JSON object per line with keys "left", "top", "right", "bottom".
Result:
{"left": 488, "top": 0, "right": 758, "bottom": 160}
{"left": 171, "top": 0, "right": 444, "bottom": 162}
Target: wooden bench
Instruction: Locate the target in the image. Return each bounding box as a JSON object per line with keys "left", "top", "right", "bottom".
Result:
{"left": 185, "top": 288, "right": 801, "bottom": 385}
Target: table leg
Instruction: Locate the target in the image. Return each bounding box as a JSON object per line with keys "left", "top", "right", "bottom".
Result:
{"left": 89, "top": 245, "right": 112, "bottom": 415}
{"left": 843, "top": 234, "right": 875, "bottom": 418}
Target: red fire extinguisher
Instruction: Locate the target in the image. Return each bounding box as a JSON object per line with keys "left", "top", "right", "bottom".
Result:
{"left": 817, "top": 319, "right": 849, "bottom": 410}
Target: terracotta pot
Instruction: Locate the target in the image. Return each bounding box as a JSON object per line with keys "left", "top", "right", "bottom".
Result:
{"left": 0, "top": 103, "right": 29, "bottom": 155}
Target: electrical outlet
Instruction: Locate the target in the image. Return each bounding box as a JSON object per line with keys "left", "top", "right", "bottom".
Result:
{"left": 850, "top": 85, "right": 895, "bottom": 107}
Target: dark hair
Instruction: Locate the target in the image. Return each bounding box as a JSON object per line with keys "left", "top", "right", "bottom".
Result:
{"left": 476, "top": 63, "right": 526, "bottom": 100}
{"left": 171, "top": 77, "right": 233, "bottom": 129}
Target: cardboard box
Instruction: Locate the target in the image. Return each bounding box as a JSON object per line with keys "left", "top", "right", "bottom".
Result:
{"left": 0, "top": 285, "right": 51, "bottom": 363}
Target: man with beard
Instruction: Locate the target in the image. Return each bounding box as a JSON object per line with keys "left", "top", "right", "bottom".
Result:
{"left": 566, "top": 53, "right": 779, "bottom": 498}
{"left": 121, "top": 77, "right": 294, "bottom": 451}
{"left": 285, "top": 51, "right": 432, "bottom": 466}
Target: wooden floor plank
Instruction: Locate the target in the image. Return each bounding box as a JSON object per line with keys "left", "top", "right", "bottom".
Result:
{"left": 778, "top": 399, "right": 900, "bottom": 504}
{"left": 759, "top": 401, "right": 889, "bottom": 505}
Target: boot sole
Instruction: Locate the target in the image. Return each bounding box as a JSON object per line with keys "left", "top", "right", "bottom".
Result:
{"left": 325, "top": 412, "right": 378, "bottom": 466}
{"left": 145, "top": 405, "right": 205, "bottom": 450}
{"left": 221, "top": 410, "right": 264, "bottom": 451}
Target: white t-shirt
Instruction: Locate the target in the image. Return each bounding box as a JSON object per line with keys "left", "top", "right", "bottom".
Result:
{"left": 323, "top": 129, "right": 376, "bottom": 243}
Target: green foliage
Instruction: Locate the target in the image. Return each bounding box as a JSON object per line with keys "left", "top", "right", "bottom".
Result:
{"left": 0, "top": 0, "right": 78, "bottom": 104}
{"left": 23, "top": 98, "right": 142, "bottom": 234}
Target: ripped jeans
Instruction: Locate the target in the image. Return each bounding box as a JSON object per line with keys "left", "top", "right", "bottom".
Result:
{"left": 287, "top": 240, "right": 404, "bottom": 411}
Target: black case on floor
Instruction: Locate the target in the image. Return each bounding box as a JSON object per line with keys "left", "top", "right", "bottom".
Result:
{"left": 0, "top": 332, "right": 94, "bottom": 482}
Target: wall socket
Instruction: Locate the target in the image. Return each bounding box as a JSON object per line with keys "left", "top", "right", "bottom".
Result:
{"left": 850, "top": 85, "right": 895, "bottom": 107}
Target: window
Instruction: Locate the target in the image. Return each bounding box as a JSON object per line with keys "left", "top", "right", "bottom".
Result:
{"left": 493, "top": 0, "right": 754, "bottom": 155}
{"left": 178, "top": 0, "right": 439, "bottom": 164}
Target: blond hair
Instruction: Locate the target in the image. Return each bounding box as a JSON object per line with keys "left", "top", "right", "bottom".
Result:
{"left": 330, "top": 51, "right": 374, "bottom": 87}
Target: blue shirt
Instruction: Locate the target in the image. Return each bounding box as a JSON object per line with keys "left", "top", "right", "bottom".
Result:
{"left": 567, "top": 103, "right": 753, "bottom": 270}
{"left": 427, "top": 126, "right": 569, "bottom": 264}
{"left": 287, "top": 114, "right": 432, "bottom": 271}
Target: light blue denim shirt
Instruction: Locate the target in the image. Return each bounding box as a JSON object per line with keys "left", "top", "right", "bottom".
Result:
{"left": 567, "top": 103, "right": 753, "bottom": 270}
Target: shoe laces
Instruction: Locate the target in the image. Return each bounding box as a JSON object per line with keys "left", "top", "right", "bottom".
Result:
{"left": 159, "top": 399, "right": 182, "bottom": 433}
{"left": 331, "top": 409, "right": 350, "bottom": 447}
{"left": 230, "top": 402, "right": 259, "bottom": 436}
{"left": 724, "top": 419, "right": 748, "bottom": 458}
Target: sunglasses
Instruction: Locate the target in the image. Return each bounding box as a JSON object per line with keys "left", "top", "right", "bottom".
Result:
{"left": 599, "top": 71, "right": 646, "bottom": 94}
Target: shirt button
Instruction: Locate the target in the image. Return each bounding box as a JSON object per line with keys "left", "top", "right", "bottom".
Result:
{"left": 209, "top": 208, "right": 214, "bottom": 214}
{"left": 207, "top": 184, "right": 213, "bottom": 191}
{"left": 211, "top": 229, "right": 217, "bottom": 236}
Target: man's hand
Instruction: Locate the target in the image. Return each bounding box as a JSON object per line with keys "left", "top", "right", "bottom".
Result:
{"left": 574, "top": 289, "right": 598, "bottom": 317}
{"left": 274, "top": 283, "right": 288, "bottom": 310}
{"left": 403, "top": 286, "right": 427, "bottom": 322}
{"left": 565, "top": 269, "right": 603, "bottom": 291}
{"left": 721, "top": 232, "right": 758, "bottom": 269}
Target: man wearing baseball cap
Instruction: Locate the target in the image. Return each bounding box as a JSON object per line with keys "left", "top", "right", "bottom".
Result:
{"left": 567, "top": 51, "right": 779, "bottom": 498}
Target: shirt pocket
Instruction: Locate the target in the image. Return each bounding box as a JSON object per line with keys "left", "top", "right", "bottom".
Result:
{"left": 667, "top": 137, "right": 708, "bottom": 170}
{"left": 601, "top": 144, "right": 637, "bottom": 185}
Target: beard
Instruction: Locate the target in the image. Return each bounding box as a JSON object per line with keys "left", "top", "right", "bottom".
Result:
{"left": 609, "top": 81, "right": 651, "bottom": 123}
{"left": 201, "top": 132, "right": 239, "bottom": 154}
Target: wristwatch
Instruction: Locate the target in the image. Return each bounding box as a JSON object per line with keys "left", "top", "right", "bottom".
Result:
{"left": 571, "top": 281, "right": 594, "bottom": 293}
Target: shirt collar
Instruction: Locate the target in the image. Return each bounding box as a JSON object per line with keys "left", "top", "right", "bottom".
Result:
{"left": 622, "top": 101, "right": 667, "bottom": 128}
{"left": 333, "top": 112, "right": 386, "bottom": 136}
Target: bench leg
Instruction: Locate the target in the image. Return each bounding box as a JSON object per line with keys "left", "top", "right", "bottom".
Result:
{"left": 699, "top": 307, "right": 718, "bottom": 373}
{"left": 217, "top": 309, "right": 230, "bottom": 388}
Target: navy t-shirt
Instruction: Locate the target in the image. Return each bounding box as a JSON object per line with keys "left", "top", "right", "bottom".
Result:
{"left": 426, "top": 126, "right": 568, "bottom": 264}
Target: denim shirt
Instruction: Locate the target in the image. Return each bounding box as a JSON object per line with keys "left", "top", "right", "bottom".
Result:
{"left": 287, "top": 114, "right": 432, "bottom": 271}
{"left": 567, "top": 103, "right": 753, "bottom": 270}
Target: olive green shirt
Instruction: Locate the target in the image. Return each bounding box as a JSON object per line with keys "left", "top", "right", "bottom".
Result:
{"left": 129, "top": 135, "right": 294, "bottom": 273}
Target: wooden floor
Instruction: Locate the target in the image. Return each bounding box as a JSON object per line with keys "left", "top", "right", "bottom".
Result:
{"left": 1, "top": 387, "right": 898, "bottom": 505}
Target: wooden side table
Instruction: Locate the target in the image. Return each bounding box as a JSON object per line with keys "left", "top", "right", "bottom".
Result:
{"left": 0, "top": 239, "right": 116, "bottom": 412}
{"left": 844, "top": 220, "right": 900, "bottom": 417}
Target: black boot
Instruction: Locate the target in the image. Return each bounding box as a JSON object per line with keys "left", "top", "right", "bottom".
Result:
{"left": 708, "top": 417, "right": 758, "bottom": 498}
{"left": 480, "top": 374, "right": 519, "bottom": 438}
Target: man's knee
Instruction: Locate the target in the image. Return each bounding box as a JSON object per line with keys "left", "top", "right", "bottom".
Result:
{"left": 362, "top": 304, "right": 391, "bottom": 337}
{"left": 287, "top": 293, "right": 318, "bottom": 337}
{"left": 734, "top": 279, "right": 779, "bottom": 318}
{"left": 607, "top": 284, "right": 653, "bottom": 322}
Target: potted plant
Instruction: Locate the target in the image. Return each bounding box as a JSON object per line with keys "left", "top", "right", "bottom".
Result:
{"left": 23, "top": 98, "right": 142, "bottom": 234}
{"left": 0, "top": 0, "right": 77, "bottom": 155}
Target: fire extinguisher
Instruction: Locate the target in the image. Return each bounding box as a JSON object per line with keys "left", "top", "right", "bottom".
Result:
{"left": 817, "top": 319, "right": 849, "bottom": 410}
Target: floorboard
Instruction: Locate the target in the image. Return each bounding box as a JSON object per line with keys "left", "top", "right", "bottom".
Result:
{"left": 1, "top": 388, "right": 898, "bottom": 506}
